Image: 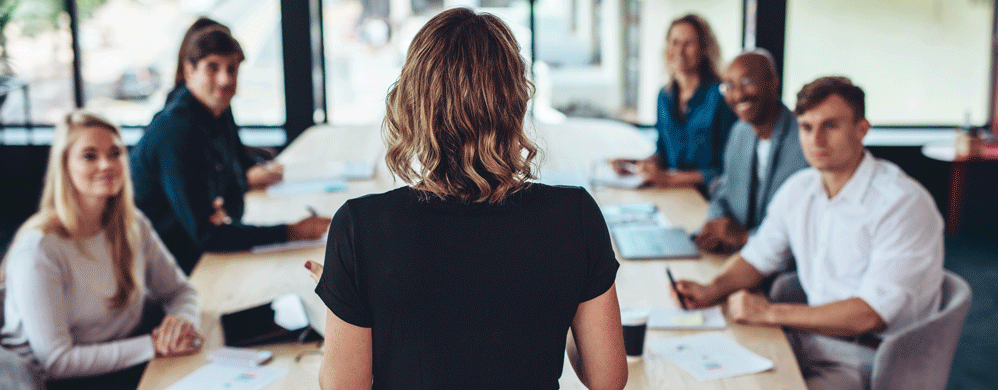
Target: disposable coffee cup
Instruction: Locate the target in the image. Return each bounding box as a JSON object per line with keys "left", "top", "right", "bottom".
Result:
{"left": 621, "top": 307, "right": 650, "bottom": 357}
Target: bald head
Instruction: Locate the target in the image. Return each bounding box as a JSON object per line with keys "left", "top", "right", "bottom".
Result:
{"left": 732, "top": 49, "right": 777, "bottom": 79}
{"left": 721, "top": 48, "right": 781, "bottom": 134}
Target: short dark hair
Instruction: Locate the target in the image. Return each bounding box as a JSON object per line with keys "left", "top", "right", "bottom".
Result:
{"left": 184, "top": 26, "right": 244, "bottom": 68}
{"left": 794, "top": 76, "right": 865, "bottom": 120}
{"left": 175, "top": 17, "right": 230, "bottom": 87}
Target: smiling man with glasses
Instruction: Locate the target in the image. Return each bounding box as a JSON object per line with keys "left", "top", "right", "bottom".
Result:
{"left": 696, "top": 49, "right": 808, "bottom": 254}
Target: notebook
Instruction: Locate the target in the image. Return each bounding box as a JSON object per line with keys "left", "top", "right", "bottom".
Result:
{"left": 220, "top": 293, "right": 322, "bottom": 347}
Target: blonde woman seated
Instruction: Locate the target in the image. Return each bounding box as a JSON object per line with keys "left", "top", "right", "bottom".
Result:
{"left": 1, "top": 112, "right": 201, "bottom": 390}
{"left": 313, "top": 8, "right": 627, "bottom": 389}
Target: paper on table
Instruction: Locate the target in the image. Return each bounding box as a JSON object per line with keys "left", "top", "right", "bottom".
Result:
{"left": 266, "top": 179, "right": 347, "bottom": 196}
{"left": 648, "top": 306, "right": 726, "bottom": 329}
{"left": 601, "top": 203, "right": 673, "bottom": 227}
{"left": 590, "top": 163, "right": 644, "bottom": 189}
{"left": 649, "top": 333, "right": 774, "bottom": 381}
{"left": 165, "top": 363, "right": 287, "bottom": 390}
{"left": 280, "top": 160, "right": 376, "bottom": 182}
{"left": 251, "top": 236, "right": 327, "bottom": 254}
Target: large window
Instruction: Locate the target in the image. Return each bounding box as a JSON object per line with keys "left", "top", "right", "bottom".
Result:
{"left": 4, "top": 0, "right": 997, "bottom": 131}
{"left": 785, "top": 0, "right": 994, "bottom": 126}
{"left": 323, "top": 0, "right": 531, "bottom": 125}
{"left": 0, "top": 0, "right": 73, "bottom": 126}
{"left": 78, "top": 0, "right": 285, "bottom": 127}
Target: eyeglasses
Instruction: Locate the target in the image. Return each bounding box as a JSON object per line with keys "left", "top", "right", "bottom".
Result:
{"left": 719, "top": 76, "right": 757, "bottom": 95}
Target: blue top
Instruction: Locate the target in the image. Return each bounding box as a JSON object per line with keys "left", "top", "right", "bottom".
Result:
{"left": 655, "top": 81, "right": 736, "bottom": 185}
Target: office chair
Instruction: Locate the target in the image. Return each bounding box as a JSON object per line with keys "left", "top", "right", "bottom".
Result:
{"left": 768, "top": 271, "right": 972, "bottom": 390}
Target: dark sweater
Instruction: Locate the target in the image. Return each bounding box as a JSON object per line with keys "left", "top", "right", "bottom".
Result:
{"left": 130, "top": 86, "right": 285, "bottom": 274}
{"left": 316, "top": 184, "right": 619, "bottom": 389}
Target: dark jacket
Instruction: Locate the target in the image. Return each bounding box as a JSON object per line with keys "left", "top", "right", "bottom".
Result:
{"left": 130, "top": 86, "right": 285, "bottom": 274}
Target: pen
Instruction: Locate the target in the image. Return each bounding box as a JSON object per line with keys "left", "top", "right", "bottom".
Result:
{"left": 666, "top": 267, "right": 688, "bottom": 310}
{"left": 307, "top": 206, "right": 318, "bottom": 217}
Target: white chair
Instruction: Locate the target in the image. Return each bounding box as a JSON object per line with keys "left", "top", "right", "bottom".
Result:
{"left": 769, "top": 271, "right": 972, "bottom": 390}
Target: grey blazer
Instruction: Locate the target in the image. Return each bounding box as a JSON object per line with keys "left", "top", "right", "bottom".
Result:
{"left": 706, "top": 103, "right": 808, "bottom": 231}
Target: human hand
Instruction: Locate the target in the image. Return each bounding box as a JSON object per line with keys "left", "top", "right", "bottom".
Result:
{"left": 247, "top": 162, "right": 285, "bottom": 189}
{"left": 209, "top": 197, "right": 233, "bottom": 226}
{"left": 287, "top": 215, "right": 331, "bottom": 241}
{"left": 304, "top": 260, "right": 324, "bottom": 284}
{"left": 610, "top": 159, "right": 639, "bottom": 175}
{"left": 727, "top": 290, "right": 773, "bottom": 326}
{"left": 151, "top": 316, "right": 202, "bottom": 357}
{"left": 671, "top": 279, "right": 720, "bottom": 309}
{"left": 696, "top": 217, "right": 749, "bottom": 253}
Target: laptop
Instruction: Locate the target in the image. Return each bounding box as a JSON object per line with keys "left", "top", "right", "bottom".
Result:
{"left": 611, "top": 224, "right": 700, "bottom": 260}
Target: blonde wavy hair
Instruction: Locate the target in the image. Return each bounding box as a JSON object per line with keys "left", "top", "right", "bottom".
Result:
{"left": 383, "top": 8, "right": 538, "bottom": 203}
{"left": 9, "top": 111, "right": 139, "bottom": 310}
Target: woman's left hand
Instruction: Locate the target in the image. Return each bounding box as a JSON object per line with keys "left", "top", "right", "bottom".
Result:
{"left": 152, "top": 316, "right": 203, "bottom": 357}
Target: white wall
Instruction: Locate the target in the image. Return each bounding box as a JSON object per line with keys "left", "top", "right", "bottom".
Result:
{"left": 784, "top": 0, "right": 993, "bottom": 125}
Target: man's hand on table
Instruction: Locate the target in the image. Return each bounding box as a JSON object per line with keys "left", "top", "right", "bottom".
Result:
{"left": 696, "top": 217, "right": 749, "bottom": 254}
{"left": 727, "top": 290, "right": 775, "bottom": 326}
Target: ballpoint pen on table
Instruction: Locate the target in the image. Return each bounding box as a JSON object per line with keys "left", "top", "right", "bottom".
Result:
{"left": 666, "top": 267, "right": 688, "bottom": 310}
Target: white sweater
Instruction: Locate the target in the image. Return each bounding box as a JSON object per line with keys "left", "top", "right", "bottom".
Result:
{"left": 1, "top": 213, "right": 199, "bottom": 379}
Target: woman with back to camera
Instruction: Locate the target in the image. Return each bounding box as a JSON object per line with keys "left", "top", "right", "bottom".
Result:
{"left": 313, "top": 8, "right": 627, "bottom": 389}
{"left": 613, "top": 14, "right": 735, "bottom": 192}
{"left": 1, "top": 111, "right": 201, "bottom": 390}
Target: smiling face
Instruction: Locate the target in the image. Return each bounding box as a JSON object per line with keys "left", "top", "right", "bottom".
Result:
{"left": 665, "top": 22, "right": 703, "bottom": 76}
{"left": 722, "top": 55, "right": 780, "bottom": 130}
{"left": 66, "top": 125, "right": 126, "bottom": 204}
{"left": 797, "top": 94, "right": 869, "bottom": 174}
{"left": 184, "top": 53, "right": 241, "bottom": 117}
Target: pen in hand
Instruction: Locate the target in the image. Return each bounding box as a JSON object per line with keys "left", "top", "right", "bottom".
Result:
{"left": 666, "top": 267, "right": 688, "bottom": 310}
{"left": 307, "top": 206, "right": 318, "bottom": 217}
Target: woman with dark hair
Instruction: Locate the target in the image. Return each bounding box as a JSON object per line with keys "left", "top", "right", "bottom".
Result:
{"left": 131, "top": 25, "right": 330, "bottom": 274}
{"left": 614, "top": 14, "right": 736, "bottom": 192}
{"left": 1, "top": 111, "right": 201, "bottom": 389}
{"left": 173, "top": 18, "right": 229, "bottom": 92}
{"left": 314, "top": 8, "right": 627, "bottom": 389}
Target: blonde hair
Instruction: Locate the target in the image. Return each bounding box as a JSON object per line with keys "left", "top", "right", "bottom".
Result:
{"left": 10, "top": 111, "right": 139, "bottom": 310}
{"left": 383, "top": 8, "right": 538, "bottom": 203}
{"left": 665, "top": 14, "right": 723, "bottom": 84}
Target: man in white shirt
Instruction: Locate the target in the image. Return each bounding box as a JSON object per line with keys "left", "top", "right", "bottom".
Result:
{"left": 673, "top": 76, "right": 944, "bottom": 390}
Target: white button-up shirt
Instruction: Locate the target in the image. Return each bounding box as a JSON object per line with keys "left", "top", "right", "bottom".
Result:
{"left": 741, "top": 151, "right": 944, "bottom": 335}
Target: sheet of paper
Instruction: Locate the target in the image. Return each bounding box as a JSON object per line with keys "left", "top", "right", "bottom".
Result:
{"left": 280, "top": 160, "right": 376, "bottom": 182}
{"left": 649, "top": 333, "right": 774, "bottom": 381}
{"left": 590, "top": 163, "right": 644, "bottom": 189}
{"left": 648, "top": 306, "right": 726, "bottom": 330}
{"left": 266, "top": 179, "right": 347, "bottom": 196}
{"left": 601, "top": 203, "right": 673, "bottom": 227}
{"left": 251, "top": 236, "right": 326, "bottom": 254}
{"left": 165, "top": 363, "right": 287, "bottom": 390}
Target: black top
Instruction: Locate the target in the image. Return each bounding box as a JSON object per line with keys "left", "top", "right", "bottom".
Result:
{"left": 315, "top": 184, "right": 619, "bottom": 389}
{"left": 130, "top": 86, "right": 285, "bottom": 274}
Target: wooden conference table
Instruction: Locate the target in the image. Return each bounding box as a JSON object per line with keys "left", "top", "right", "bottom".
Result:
{"left": 137, "top": 118, "right": 806, "bottom": 390}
